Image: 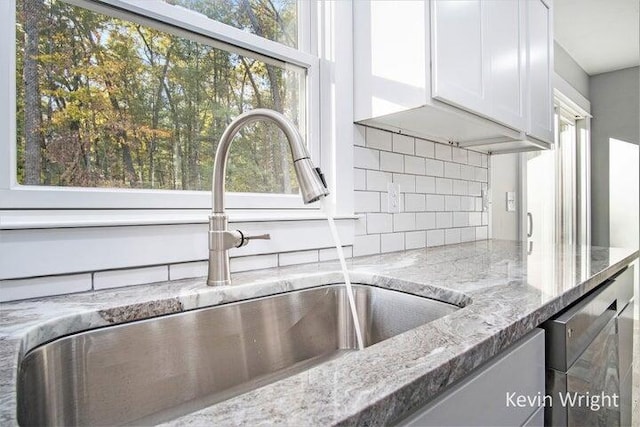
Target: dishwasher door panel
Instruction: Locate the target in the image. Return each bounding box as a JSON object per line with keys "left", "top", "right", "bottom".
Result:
{"left": 566, "top": 314, "right": 620, "bottom": 426}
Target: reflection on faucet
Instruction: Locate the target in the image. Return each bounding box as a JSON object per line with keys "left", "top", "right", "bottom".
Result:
{"left": 207, "top": 109, "right": 329, "bottom": 286}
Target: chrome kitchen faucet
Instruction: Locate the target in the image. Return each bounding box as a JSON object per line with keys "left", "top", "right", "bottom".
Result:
{"left": 207, "top": 109, "right": 329, "bottom": 286}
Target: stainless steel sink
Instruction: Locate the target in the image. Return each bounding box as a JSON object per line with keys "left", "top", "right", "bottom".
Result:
{"left": 18, "top": 284, "right": 458, "bottom": 426}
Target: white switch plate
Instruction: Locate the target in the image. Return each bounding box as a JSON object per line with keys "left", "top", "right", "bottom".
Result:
{"left": 506, "top": 191, "right": 516, "bottom": 212}
{"left": 387, "top": 182, "right": 401, "bottom": 213}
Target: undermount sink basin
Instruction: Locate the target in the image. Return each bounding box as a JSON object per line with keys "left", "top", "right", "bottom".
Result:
{"left": 18, "top": 284, "right": 458, "bottom": 426}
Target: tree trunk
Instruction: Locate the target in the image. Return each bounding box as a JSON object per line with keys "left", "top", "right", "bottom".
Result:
{"left": 23, "top": 0, "right": 43, "bottom": 185}
{"left": 242, "top": 0, "right": 292, "bottom": 194}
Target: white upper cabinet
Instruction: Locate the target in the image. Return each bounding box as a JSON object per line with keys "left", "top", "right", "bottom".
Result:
{"left": 431, "top": 0, "right": 525, "bottom": 131}
{"left": 353, "top": 0, "right": 554, "bottom": 153}
{"left": 526, "top": 0, "right": 554, "bottom": 144}
{"left": 431, "top": 1, "right": 487, "bottom": 115}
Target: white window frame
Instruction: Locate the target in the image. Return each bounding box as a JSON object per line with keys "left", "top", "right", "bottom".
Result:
{"left": 0, "top": 0, "right": 321, "bottom": 210}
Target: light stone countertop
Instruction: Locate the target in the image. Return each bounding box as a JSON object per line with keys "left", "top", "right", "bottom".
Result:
{"left": 1, "top": 239, "right": 637, "bottom": 425}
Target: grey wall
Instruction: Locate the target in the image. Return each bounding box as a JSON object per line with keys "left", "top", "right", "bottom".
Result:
{"left": 554, "top": 42, "right": 590, "bottom": 99}
{"left": 490, "top": 153, "right": 519, "bottom": 240}
{"left": 590, "top": 66, "right": 640, "bottom": 247}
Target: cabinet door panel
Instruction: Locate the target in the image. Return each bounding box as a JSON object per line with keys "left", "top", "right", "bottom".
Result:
{"left": 526, "top": 0, "right": 553, "bottom": 143}
{"left": 486, "top": 0, "right": 524, "bottom": 130}
{"left": 431, "top": 0, "right": 487, "bottom": 114}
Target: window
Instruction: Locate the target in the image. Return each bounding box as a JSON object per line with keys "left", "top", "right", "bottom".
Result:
{"left": 163, "top": 0, "right": 299, "bottom": 48}
{"left": 2, "top": 0, "right": 318, "bottom": 209}
{"left": 525, "top": 94, "right": 590, "bottom": 249}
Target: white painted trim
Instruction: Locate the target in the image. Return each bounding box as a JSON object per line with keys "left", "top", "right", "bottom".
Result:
{"left": 0, "top": 209, "right": 357, "bottom": 230}
{"left": 0, "top": 0, "right": 16, "bottom": 190}
{"left": 85, "top": 0, "right": 316, "bottom": 67}
{"left": 553, "top": 72, "right": 592, "bottom": 117}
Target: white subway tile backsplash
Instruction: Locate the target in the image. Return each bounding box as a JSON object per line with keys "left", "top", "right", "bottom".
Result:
{"left": 355, "top": 191, "right": 380, "bottom": 213}
{"left": 354, "top": 146, "right": 380, "bottom": 170}
{"left": 0, "top": 274, "right": 92, "bottom": 302}
{"left": 476, "top": 226, "right": 488, "bottom": 240}
{"left": 367, "top": 213, "right": 393, "bottom": 233}
{"left": 404, "top": 156, "right": 426, "bottom": 175}
{"left": 393, "top": 173, "right": 416, "bottom": 193}
{"left": 415, "top": 176, "right": 436, "bottom": 193}
{"left": 353, "top": 234, "right": 380, "bottom": 257}
{"left": 445, "top": 228, "right": 461, "bottom": 245}
{"left": 392, "top": 134, "right": 414, "bottom": 154}
{"left": 460, "top": 196, "right": 475, "bottom": 211}
{"left": 475, "top": 166, "right": 488, "bottom": 182}
{"left": 460, "top": 164, "right": 475, "bottom": 181}
{"left": 230, "top": 254, "right": 278, "bottom": 273}
{"left": 425, "top": 158, "right": 444, "bottom": 176}
{"left": 435, "top": 177, "right": 453, "bottom": 194}
{"left": 169, "top": 261, "right": 207, "bottom": 280}
{"left": 278, "top": 250, "right": 319, "bottom": 267}
{"left": 453, "top": 212, "right": 469, "bottom": 227}
{"left": 436, "top": 212, "right": 452, "bottom": 229}
{"left": 94, "top": 266, "right": 168, "bottom": 290}
{"left": 482, "top": 212, "right": 489, "bottom": 226}
{"left": 355, "top": 215, "right": 367, "bottom": 236}
{"left": 475, "top": 197, "right": 483, "bottom": 211}
{"left": 354, "top": 125, "right": 366, "bottom": 147}
{"left": 319, "top": 246, "right": 353, "bottom": 261}
{"left": 452, "top": 179, "right": 468, "bottom": 196}
{"left": 434, "top": 143, "right": 452, "bottom": 161}
{"left": 415, "top": 139, "right": 435, "bottom": 158}
{"left": 425, "top": 194, "right": 445, "bottom": 211}
{"left": 468, "top": 181, "right": 482, "bottom": 196}
{"left": 380, "top": 151, "right": 404, "bottom": 172}
{"left": 405, "top": 231, "right": 426, "bottom": 249}
{"left": 393, "top": 213, "right": 416, "bottom": 232}
{"left": 426, "top": 229, "right": 445, "bottom": 247}
{"left": 366, "top": 170, "right": 392, "bottom": 191}
{"left": 469, "top": 212, "right": 482, "bottom": 226}
{"left": 356, "top": 127, "right": 490, "bottom": 253}
{"left": 416, "top": 212, "right": 436, "bottom": 229}
{"left": 366, "top": 127, "right": 392, "bottom": 151}
{"left": 381, "top": 233, "right": 405, "bottom": 253}
{"left": 405, "top": 194, "right": 426, "bottom": 212}
{"left": 445, "top": 195, "right": 461, "bottom": 212}
{"left": 354, "top": 168, "right": 366, "bottom": 190}
{"left": 461, "top": 227, "right": 476, "bottom": 242}
{"left": 468, "top": 150, "right": 482, "bottom": 166}
{"left": 444, "top": 162, "right": 460, "bottom": 179}
{"left": 452, "top": 147, "right": 468, "bottom": 164}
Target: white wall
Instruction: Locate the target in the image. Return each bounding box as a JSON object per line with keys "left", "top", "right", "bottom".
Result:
{"left": 554, "top": 42, "right": 590, "bottom": 99}
{"left": 589, "top": 66, "right": 640, "bottom": 247}
{"left": 490, "top": 153, "right": 519, "bottom": 240}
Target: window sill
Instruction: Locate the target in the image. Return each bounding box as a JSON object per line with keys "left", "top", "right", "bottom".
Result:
{"left": 0, "top": 209, "right": 357, "bottom": 230}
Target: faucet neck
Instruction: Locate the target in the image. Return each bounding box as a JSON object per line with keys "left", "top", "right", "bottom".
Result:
{"left": 211, "top": 109, "right": 310, "bottom": 213}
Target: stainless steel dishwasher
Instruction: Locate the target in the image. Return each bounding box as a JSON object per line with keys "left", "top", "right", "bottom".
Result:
{"left": 542, "top": 266, "right": 634, "bottom": 427}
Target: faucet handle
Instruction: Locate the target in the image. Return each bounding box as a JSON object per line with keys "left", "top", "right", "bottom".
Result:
{"left": 235, "top": 231, "right": 271, "bottom": 247}
{"left": 245, "top": 233, "right": 271, "bottom": 241}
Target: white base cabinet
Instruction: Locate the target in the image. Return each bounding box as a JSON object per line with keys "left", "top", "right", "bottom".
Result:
{"left": 397, "top": 329, "right": 545, "bottom": 427}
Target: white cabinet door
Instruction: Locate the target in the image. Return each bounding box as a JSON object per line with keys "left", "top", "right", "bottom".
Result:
{"left": 431, "top": 0, "right": 488, "bottom": 114}
{"left": 526, "top": 0, "right": 554, "bottom": 143}
{"left": 432, "top": 0, "right": 524, "bottom": 131}
{"left": 486, "top": 0, "right": 525, "bottom": 130}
